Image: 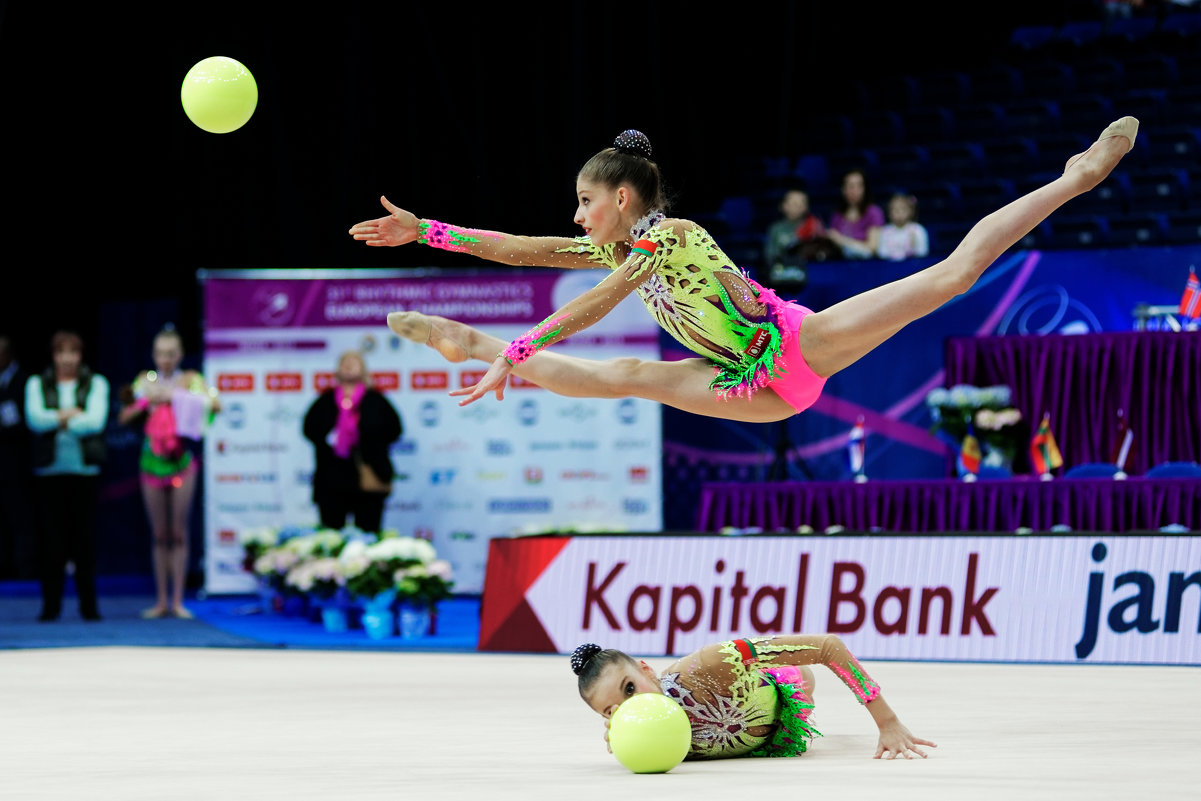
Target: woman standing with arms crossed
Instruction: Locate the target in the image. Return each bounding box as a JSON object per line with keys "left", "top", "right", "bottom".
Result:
{"left": 118, "top": 326, "right": 220, "bottom": 619}
{"left": 25, "top": 330, "right": 110, "bottom": 622}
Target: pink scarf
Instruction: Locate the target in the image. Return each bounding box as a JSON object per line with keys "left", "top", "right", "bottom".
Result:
{"left": 333, "top": 384, "right": 365, "bottom": 459}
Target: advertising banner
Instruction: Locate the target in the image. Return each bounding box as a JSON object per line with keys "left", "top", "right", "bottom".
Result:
{"left": 200, "top": 269, "right": 663, "bottom": 594}
{"left": 479, "top": 533, "right": 1201, "bottom": 665}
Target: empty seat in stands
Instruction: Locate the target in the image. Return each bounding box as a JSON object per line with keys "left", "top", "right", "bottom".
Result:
{"left": 924, "top": 142, "right": 984, "bottom": 182}
{"left": 1124, "top": 167, "right": 1191, "bottom": 213}
{"left": 899, "top": 106, "right": 955, "bottom": 145}
{"left": 1105, "top": 212, "right": 1169, "bottom": 247}
{"left": 1071, "top": 56, "right": 1127, "bottom": 95}
{"left": 957, "top": 177, "right": 1017, "bottom": 218}
{"left": 1143, "top": 124, "right": 1201, "bottom": 170}
{"left": 970, "top": 63, "right": 1023, "bottom": 103}
{"left": 955, "top": 102, "right": 1008, "bottom": 141}
{"left": 1043, "top": 215, "right": 1110, "bottom": 249}
{"left": 1163, "top": 209, "right": 1201, "bottom": 244}
{"left": 978, "top": 136, "right": 1039, "bottom": 174}
{"left": 1057, "top": 93, "right": 1115, "bottom": 132}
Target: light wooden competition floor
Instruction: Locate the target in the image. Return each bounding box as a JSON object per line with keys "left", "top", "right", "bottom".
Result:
{"left": 1, "top": 647, "right": 1196, "bottom": 801}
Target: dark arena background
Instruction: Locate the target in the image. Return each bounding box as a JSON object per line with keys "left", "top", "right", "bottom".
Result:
{"left": 1, "top": 3, "right": 1198, "bottom": 800}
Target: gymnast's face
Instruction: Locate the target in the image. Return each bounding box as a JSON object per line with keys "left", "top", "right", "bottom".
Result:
{"left": 152, "top": 334, "right": 183, "bottom": 376}
{"left": 585, "top": 658, "right": 663, "bottom": 719}
{"left": 574, "top": 178, "right": 629, "bottom": 245}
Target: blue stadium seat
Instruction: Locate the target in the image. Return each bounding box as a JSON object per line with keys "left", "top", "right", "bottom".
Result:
{"left": 1043, "top": 215, "right": 1110, "bottom": 249}
{"left": 1124, "top": 167, "right": 1191, "bottom": 213}
{"left": 915, "top": 70, "right": 971, "bottom": 109}
{"left": 1105, "top": 212, "right": 1169, "bottom": 248}
{"left": 1057, "top": 93, "right": 1115, "bottom": 132}
{"left": 1007, "top": 24, "right": 1057, "bottom": 52}
{"left": 957, "top": 177, "right": 1017, "bottom": 218}
{"left": 970, "top": 63, "right": 1022, "bottom": 104}
{"left": 924, "top": 142, "right": 984, "bottom": 181}
{"left": 1071, "top": 56, "right": 1127, "bottom": 95}
{"left": 956, "top": 102, "right": 1009, "bottom": 141}
{"left": 900, "top": 106, "right": 956, "bottom": 145}
{"left": 1164, "top": 209, "right": 1201, "bottom": 244}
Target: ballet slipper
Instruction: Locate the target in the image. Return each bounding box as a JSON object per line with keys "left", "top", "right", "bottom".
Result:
{"left": 1063, "top": 116, "right": 1139, "bottom": 175}
{"left": 387, "top": 311, "right": 471, "bottom": 363}
{"left": 171, "top": 606, "right": 194, "bottom": 620}
{"left": 141, "top": 605, "right": 169, "bottom": 619}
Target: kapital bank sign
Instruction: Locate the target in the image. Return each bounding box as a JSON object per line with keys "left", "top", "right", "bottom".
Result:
{"left": 501, "top": 535, "right": 1200, "bottom": 665}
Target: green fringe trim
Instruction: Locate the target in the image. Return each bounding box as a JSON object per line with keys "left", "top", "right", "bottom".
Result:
{"left": 748, "top": 672, "right": 822, "bottom": 758}
{"left": 708, "top": 320, "right": 785, "bottom": 397}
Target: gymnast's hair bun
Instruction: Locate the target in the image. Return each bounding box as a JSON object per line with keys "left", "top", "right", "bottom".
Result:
{"left": 570, "top": 643, "right": 603, "bottom": 675}
{"left": 613, "top": 130, "right": 653, "bottom": 159}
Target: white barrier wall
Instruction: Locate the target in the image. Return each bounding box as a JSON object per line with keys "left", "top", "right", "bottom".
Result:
{"left": 200, "top": 269, "right": 663, "bottom": 594}
{"left": 479, "top": 534, "right": 1201, "bottom": 665}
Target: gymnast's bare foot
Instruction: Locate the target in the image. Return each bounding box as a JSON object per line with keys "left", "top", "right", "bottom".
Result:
{"left": 387, "top": 311, "right": 473, "bottom": 363}
{"left": 1062, "top": 116, "right": 1138, "bottom": 193}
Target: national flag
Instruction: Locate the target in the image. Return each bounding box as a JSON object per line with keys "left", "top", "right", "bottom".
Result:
{"left": 957, "top": 424, "right": 982, "bottom": 477}
{"left": 1029, "top": 413, "right": 1064, "bottom": 475}
{"left": 848, "top": 416, "right": 866, "bottom": 477}
{"left": 1181, "top": 267, "right": 1201, "bottom": 319}
{"left": 1109, "top": 408, "right": 1136, "bottom": 471}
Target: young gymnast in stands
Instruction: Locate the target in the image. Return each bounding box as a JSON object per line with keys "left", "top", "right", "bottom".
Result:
{"left": 349, "top": 117, "right": 1138, "bottom": 424}
{"left": 571, "top": 635, "right": 931, "bottom": 760}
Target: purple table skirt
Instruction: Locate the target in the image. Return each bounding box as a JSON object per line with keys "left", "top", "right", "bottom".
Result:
{"left": 697, "top": 477, "right": 1201, "bottom": 533}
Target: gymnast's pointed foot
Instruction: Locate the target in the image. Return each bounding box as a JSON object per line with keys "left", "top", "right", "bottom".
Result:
{"left": 387, "top": 311, "right": 472, "bottom": 363}
{"left": 1062, "top": 116, "right": 1139, "bottom": 192}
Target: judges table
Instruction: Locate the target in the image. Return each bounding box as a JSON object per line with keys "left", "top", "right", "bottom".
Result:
{"left": 696, "top": 477, "right": 1201, "bottom": 533}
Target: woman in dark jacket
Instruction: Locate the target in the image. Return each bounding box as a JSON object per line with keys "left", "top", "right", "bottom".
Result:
{"left": 302, "top": 350, "right": 402, "bottom": 534}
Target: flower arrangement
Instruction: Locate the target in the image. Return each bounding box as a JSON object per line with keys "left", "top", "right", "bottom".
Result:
{"left": 284, "top": 556, "right": 347, "bottom": 601}
{"left": 926, "top": 384, "right": 1026, "bottom": 471}
{"left": 394, "top": 559, "right": 455, "bottom": 609}
{"left": 241, "top": 526, "right": 455, "bottom": 628}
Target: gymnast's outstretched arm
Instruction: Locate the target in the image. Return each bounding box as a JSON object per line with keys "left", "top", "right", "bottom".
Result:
{"left": 348, "top": 195, "right": 611, "bottom": 269}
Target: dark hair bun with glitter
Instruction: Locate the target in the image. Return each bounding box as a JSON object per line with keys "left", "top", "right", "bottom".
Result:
{"left": 570, "top": 643, "right": 603, "bottom": 675}
{"left": 613, "top": 130, "right": 653, "bottom": 160}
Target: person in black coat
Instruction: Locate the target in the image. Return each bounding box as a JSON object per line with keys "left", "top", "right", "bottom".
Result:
{"left": 0, "top": 334, "right": 36, "bottom": 580}
{"left": 302, "top": 350, "right": 402, "bottom": 534}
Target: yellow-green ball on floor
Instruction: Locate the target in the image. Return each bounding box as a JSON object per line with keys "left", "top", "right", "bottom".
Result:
{"left": 608, "top": 693, "right": 691, "bottom": 774}
{"left": 180, "top": 56, "right": 258, "bottom": 134}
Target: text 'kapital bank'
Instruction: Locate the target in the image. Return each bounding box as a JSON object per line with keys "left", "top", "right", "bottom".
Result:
{"left": 581, "top": 553, "right": 998, "bottom": 653}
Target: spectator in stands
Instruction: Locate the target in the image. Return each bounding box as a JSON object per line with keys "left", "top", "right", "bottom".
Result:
{"left": 826, "top": 168, "right": 885, "bottom": 259}
{"left": 762, "top": 187, "right": 837, "bottom": 289}
{"left": 877, "top": 192, "right": 930, "bottom": 261}
{"left": 763, "top": 188, "right": 828, "bottom": 267}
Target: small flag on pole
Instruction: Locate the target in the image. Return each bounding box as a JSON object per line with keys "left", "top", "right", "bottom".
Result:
{"left": 957, "top": 423, "right": 982, "bottom": 478}
{"left": 1181, "top": 267, "right": 1201, "bottom": 319}
{"left": 848, "top": 416, "right": 866, "bottom": 480}
{"left": 1110, "top": 408, "right": 1135, "bottom": 473}
{"left": 1030, "top": 413, "right": 1064, "bottom": 477}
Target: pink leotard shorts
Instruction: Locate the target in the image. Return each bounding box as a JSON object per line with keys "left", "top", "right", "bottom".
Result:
{"left": 762, "top": 296, "right": 826, "bottom": 413}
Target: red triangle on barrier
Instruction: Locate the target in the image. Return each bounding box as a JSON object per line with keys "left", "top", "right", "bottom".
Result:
{"left": 478, "top": 536, "right": 570, "bottom": 650}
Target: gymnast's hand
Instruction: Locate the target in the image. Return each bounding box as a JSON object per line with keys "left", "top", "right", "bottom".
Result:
{"left": 348, "top": 196, "right": 419, "bottom": 247}
{"left": 448, "top": 356, "right": 511, "bottom": 406}
{"left": 874, "top": 717, "right": 936, "bottom": 760}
